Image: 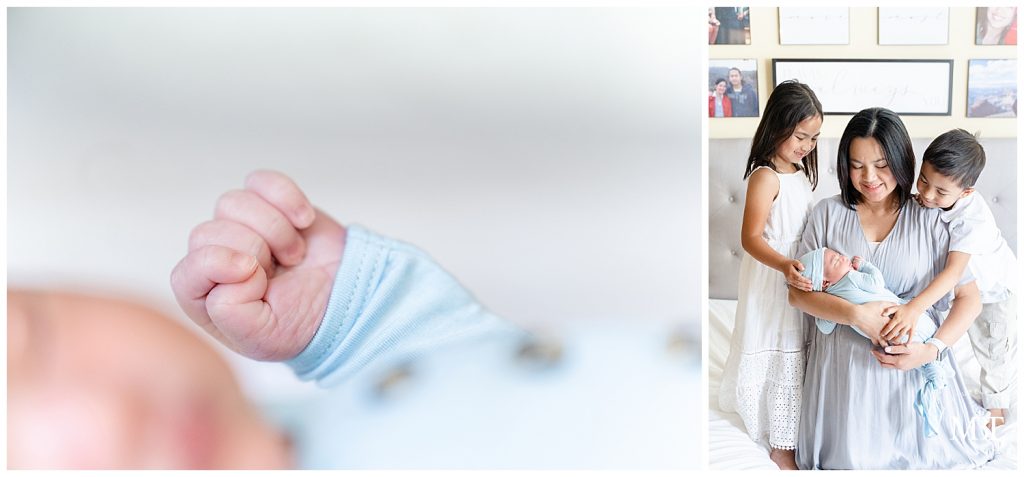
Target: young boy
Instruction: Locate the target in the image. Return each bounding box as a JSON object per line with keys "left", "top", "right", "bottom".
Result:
{"left": 884, "top": 129, "right": 1017, "bottom": 427}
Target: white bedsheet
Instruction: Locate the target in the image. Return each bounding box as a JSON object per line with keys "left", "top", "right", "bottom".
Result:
{"left": 708, "top": 298, "right": 1018, "bottom": 470}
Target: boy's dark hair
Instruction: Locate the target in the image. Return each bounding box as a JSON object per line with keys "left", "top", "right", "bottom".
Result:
{"left": 836, "top": 107, "right": 916, "bottom": 209}
{"left": 922, "top": 128, "right": 986, "bottom": 188}
{"left": 743, "top": 80, "right": 822, "bottom": 189}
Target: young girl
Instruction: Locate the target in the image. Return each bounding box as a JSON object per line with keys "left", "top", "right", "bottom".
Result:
{"left": 717, "top": 80, "right": 822, "bottom": 470}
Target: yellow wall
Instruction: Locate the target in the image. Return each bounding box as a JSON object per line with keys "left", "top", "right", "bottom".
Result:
{"left": 709, "top": 7, "right": 1018, "bottom": 138}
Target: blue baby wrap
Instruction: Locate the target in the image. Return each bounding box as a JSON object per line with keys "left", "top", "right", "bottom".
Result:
{"left": 275, "top": 225, "right": 697, "bottom": 468}
{"left": 287, "top": 224, "right": 523, "bottom": 387}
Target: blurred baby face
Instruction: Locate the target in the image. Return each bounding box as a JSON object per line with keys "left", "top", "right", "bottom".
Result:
{"left": 822, "top": 248, "right": 852, "bottom": 289}
{"left": 7, "top": 290, "right": 290, "bottom": 469}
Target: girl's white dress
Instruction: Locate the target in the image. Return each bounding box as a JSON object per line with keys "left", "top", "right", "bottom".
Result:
{"left": 718, "top": 166, "right": 814, "bottom": 450}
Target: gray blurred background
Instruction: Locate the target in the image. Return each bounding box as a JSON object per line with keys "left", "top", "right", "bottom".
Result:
{"left": 8, "top": 8, "right": 703, "bottom": 398}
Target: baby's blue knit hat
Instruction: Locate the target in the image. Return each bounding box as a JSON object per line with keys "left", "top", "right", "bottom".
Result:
{"left": 798, "top": 247, "right": 825, "bottom": 292}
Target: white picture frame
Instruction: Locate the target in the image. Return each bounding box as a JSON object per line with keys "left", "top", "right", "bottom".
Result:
{"left": 778, "top": 7, "right": 849, "bottom": 45}
{"left": 878, "top": 8, "right": 949, "bottom": 45}
{"left": 773, "top": 59, "right": 953, "bottom": 115}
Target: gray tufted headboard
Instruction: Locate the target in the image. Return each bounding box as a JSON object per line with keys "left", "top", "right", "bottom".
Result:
{"left": 709, "top": 137, "right": 1017, "bottom": 300}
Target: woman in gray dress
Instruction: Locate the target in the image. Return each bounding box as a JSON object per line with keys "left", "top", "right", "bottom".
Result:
{"left": 790, "top": 108, "right": 997, "bottom": 469}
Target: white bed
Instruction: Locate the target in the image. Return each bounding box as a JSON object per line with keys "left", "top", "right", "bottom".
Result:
{"left": 708, "top": 298, "right": 1018, "bottom": 470}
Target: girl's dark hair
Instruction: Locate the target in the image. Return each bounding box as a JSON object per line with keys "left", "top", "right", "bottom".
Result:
{"left": 835, "top": 107, "right": 916, "bottom": 209}
{"left": 715, "top": 77, "right": 727, "bottom": 86}
{"left": 742, "top": 80, "right": 822, "bottom": 189}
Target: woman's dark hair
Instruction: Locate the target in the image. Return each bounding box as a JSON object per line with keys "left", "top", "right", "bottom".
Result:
{"left": 715, "top": 77, "right": 728, "bottom": 86}
{"left": 835, "top": 107, "right": 916, "bottom": 209}
{"left": 742, "top": 80, "right": 822, "bottom": 189}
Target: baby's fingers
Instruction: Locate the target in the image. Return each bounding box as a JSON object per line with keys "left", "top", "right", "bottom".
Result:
{"left": 245, "top": 170, "right": 316, "bottom": 230}
{"left": 189, "top": 219, "right": 275, "bottom": 275}
{"left": 171, "top": 245, "right": 259, "bottom": 331}
{"left": 204, "top": 264, "right": 279, "bottom": 360}
{"left": 215, "top": 189, "right": 307, "bottom": 267}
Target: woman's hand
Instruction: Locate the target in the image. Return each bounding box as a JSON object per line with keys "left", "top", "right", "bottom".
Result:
{"left": 852, "top": 301, "right": 894, "bottom": 347}
{"left": 871, "top": 342, "right": 938, "bottom": 371}
{"left": 784, "top": 260, "right": 813, "bottom": 292}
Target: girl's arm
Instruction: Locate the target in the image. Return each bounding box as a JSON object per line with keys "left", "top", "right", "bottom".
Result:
{"left": 874, "top": 280, "right": 981, "bottom": 370}
{"left": 788, "top": 287, "right": 892, "bottom": 346}
{"left": 881, "top": 251, "right": 970, "bottom": 341}
{"left": 741, "top": 168, "right": 813, "bottom": 290}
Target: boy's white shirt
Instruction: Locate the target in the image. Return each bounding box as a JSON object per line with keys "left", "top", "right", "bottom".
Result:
{"left": 940, "top": 191, "right": 1017, "bottom": 303}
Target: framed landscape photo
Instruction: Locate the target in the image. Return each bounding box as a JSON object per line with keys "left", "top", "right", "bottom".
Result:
{"left": 967, "top": 59, "right": 1017, "bottom": 118}
{"left": 778, "top": 7, "right": 849, "bottom": 45}
{"left": 878, "top": 7, "right": 949, "bottom": 45}
{"left": 772, "top": 59, "right": 953, "bottom": 115}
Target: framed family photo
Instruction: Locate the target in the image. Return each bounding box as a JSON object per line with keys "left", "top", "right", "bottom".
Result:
{"left": 708, "top": 59, "right": 759, "bottom": 117}
{"left": 967, "top": 59, "right": 1018, "bottom": 118}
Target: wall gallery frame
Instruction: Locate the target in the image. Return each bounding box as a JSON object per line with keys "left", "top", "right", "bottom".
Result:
{"left": 878, "top": 7, "right": 949, "bottom": 45}
{"left": 976, "top": 7, "right": 1018, "bottom": 45}
{"left": 778, "top": 7, "right": 849, "bottom": 45}
{"left": 772, "top": 59, "right": 953, "bottom": 115}
{"left": 709, "top": 59, "right": 760, "bottom": 118}
{"left": 967, "top": 59, "right": 1017, "bottom": 118}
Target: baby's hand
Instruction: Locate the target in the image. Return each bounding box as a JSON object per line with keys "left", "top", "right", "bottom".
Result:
{"left": 170, "top": 170, "right": 347, "bottom": 361}
{"left": 851, "top": 256, "right": 862, "bottom": 270}
{"left": 785, "top": 259, "right": 813, "bottom": 292}
{"left": 880, "top": 304, "right": 918, "bottom": 344}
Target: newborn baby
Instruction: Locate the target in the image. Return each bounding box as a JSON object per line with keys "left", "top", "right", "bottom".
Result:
{"left": 797, "top": 247, "right": 928, "bottom": 341}
{"left": 797, "top": 247, "right": 953, "bottom": 437}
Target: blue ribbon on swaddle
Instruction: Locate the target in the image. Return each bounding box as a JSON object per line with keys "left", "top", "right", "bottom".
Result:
{"left": 914, "top": 360, "right": 955, "bottom": 438}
